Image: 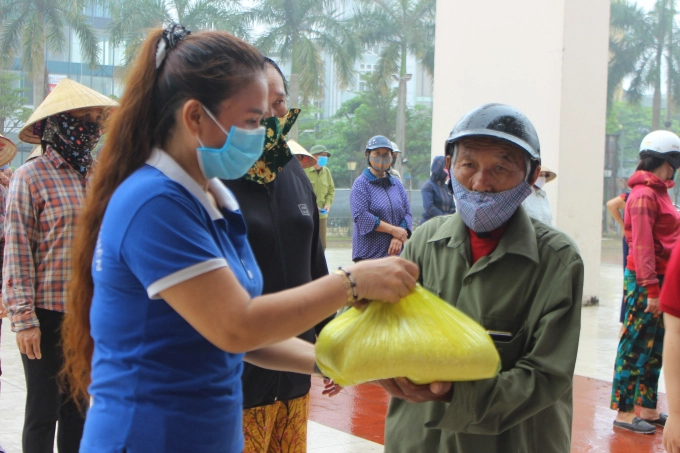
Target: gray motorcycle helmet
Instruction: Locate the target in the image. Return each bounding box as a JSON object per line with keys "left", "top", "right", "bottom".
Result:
{"left": 445, "top": 104, "right": 541, "bottom": 175}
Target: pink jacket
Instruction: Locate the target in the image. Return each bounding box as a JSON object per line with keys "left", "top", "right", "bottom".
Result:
{"left": 625, "top": 170, "right": 680, "bottom": 297}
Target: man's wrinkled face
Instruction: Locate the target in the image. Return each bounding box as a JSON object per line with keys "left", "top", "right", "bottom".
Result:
{"left": 447, "top": 138, "right": 534, "bottom": 193}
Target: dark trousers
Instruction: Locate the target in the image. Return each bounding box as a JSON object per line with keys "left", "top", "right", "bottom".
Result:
{"left": 319, "top": 217, "right": 327, "bottom": 250}
{"left": 21, "top": 308, "right": 86, "bottom": 453}
{"left": 619, "top": 236, "right": 630, "bottom": 323}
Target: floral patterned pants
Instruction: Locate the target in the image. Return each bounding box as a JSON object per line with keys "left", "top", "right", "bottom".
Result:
{"left": 610, "top": 270, "right": 664, "bottom": 412}
{"left": 242, "top": 393, "right": 309, "bottom": 453}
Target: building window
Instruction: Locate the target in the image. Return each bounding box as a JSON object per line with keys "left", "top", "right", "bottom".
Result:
{"left": 364, "top": 43, "right": 380, "bottom": 56}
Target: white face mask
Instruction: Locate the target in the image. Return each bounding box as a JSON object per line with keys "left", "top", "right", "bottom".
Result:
{"left": 534, "top": 176, "right": 547, "bottom": 189}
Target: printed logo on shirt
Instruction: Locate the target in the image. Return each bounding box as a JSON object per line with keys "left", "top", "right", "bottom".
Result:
{"left": 95, "top": 236, "right": 104, "bottom": 271}
{"left": 298, "top": 204, "right": 310, "bottom": 216}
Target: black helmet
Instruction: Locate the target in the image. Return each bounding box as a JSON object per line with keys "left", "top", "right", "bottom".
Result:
{"left": 445, "top": 103, "right": 541, "bottom": 164}
{"left": 366, "top": 135, "right": 394, "bottom": 151}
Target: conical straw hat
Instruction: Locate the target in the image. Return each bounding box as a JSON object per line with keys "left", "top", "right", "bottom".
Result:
{"left": 540, "top": 165, "right": 557, "bottom": 183}
{"left": 0, "top": 134, "right": 17, "bottom": 166}
{"left": 19, "top": 78, "right": 119, "bottom": 144}
{"left": 287, "top": 139, "right": 316, "bottom": 160}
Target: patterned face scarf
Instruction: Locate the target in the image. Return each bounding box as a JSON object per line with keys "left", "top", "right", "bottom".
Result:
{"left": 42, "top": 113, "right": 101, "bottom": 176}
{"left": 244, "top": 108, "right": 300, "bottom": 184}
{"left": 450, "top": 175, "right": 532, "bottom": 233}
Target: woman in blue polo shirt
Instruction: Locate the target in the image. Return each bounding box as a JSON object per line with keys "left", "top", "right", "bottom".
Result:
{"left": 350, "top": 136, "right": 413, "bottom": 262}
{"left": 61, "top": 26, "right": 417, "bottom": 453}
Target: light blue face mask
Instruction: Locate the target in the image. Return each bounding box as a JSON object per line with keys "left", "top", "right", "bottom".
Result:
{"left": 450, "top": 175, "right": 532, "bottom": 233}
{"left": 317, "top": 155, "right": 328, "bottom": 167}
{"left": 196, "top": 106, "right": 266, "bottom": 180}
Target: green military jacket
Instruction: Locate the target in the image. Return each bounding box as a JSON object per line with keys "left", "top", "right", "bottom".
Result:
{"left": 385, "top": 207, "right": 583, "bottom": 453}
{"left": 304, "top": 166, "right": 335, "bottom": 219}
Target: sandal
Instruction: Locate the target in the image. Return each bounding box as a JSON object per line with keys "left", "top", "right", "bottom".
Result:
{"left": 642, "top": 413, "right": 668, "bottom": 427}
{"left": 613, "top": 417, "right": 656, "bottom": 434}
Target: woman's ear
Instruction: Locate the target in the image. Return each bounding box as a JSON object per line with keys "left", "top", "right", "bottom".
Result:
{"left": 181, "top": 99, "right": 204, "bottom": 138}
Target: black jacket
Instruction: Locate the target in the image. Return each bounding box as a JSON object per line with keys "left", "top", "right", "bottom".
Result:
{"left": 223, "top": 158, "right": 330, "bottom": 408}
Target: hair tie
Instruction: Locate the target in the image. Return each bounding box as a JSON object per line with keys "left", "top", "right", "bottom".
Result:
{"left": 155, "top": 23, "right": 191, "bottom": 69}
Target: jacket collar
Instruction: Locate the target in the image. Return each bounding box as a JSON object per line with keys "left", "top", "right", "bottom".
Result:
{"left": 427, "top": 205, "right": 539, "bottom": 265}
{"left": 362, "top": 167, "right": 395, "bottom": 185}
{"left": 628, "top": 169, "right": 674, "bottom": 191}
{"left": 146, "top": 148, "right": 239, "bottom": 220}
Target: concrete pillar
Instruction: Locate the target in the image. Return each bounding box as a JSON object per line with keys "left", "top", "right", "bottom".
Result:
{"left": 431, "top": 0, "right": 610, "bottom": 302}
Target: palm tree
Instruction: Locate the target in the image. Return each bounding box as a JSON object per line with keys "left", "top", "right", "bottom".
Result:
{"left": 352, "top": 0, "right": 435, "bottom": 174}
{"left": 107, "top": 0, "right": 245, "bottom": 70}
{"left": 607, "top": 0, "right": 651, "bottom": 113}
{"left": 0, "top": 0, "right": 101, "bottom": 107}
{"left": 0, "top": 70, "right": 32, "bottom": 134}
{"left": 246, "top": 0, "right": 359, "bottom": 139}
{"left": 617, "top": 0, "right": 680, "bottom": 129}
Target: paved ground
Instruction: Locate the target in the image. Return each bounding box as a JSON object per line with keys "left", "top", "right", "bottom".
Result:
{"left": 0, "top": 236, "right": 669, "bottom": 452}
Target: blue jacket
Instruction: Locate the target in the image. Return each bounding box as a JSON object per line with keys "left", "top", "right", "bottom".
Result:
{"left": 350, "top": 168, "right": 412, "bottom": 261}
{"left": 421, "top": 156, "right": 456, "bottom": 222}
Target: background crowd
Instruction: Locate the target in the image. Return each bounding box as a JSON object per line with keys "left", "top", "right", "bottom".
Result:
{"left": 1, "top": 16, "right": 680, "bottom": 453}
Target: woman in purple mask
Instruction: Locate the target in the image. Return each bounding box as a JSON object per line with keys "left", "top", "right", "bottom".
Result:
{"left": 350, "top": 135, "right": 412, "bottom": 262}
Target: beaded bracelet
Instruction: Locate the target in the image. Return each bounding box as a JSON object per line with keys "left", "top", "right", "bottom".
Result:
{"left": 333, "top": 267, "right": 358, "bottom": 305}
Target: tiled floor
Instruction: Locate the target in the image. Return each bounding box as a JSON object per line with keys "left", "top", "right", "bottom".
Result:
{"left": 0, "top": 239, "right": 670, "bottom": 452}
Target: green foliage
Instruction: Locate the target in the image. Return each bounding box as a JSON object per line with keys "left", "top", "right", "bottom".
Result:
{"left": 0, "top": 0, "right": 100, "bottom": 74}
{"left": 607, "top": 0, "right": 650, "bottom": 110}
{"left": 248, "top": 0, "right": 359, "bottom": 103}
{"left": 607, "top": 0, "right": 680, "bottom": 128}
{"left": 0, "top": 70, "right": 30, "bottom": 134}
{"left": 607, "top": 101, "right": 653, "bottom": 168}
{"left": 106, "top": 0, "right": 245, "bottom": 70}
{"left": 352, "top": 0, "right": 435, "bottom": 92}
{"left": 292, "top": 77, "right": 433, "bottom": 188}
{"left": 404, "top": 104, "right": 433, "bottom": 184}
{"left": 606, "top": 99, "right": 680, "bottom": 172}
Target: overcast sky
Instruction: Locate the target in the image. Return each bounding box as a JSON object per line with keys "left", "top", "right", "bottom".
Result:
{"left": 635, "top": 0, "right": 656, "bottom": 10}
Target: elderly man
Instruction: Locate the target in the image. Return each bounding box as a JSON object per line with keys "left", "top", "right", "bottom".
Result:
{"left": 379, "top": 104, "right": 583, "bottom": 453}
{"left": 304, "top": 145, "right": 335, "bottom": 249}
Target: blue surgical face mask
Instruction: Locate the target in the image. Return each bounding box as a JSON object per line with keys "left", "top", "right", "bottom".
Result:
{"left": 317, "top": 155, "right": 328, "bottom": 167}
{"left": 450, "top": 175, "right": 532, "bottom": 233}
{"left": 196, "top": 106, "right": 266, "bottom": 180}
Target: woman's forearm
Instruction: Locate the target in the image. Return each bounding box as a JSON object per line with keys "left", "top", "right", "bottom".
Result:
{"left": 664, "top": 314, "right": 680, "bottom": 417}
{"left": 244, "top": 337, "right": 318, "bottom": 375}
{"left": 162, "top": 268, "right": 349, "bottom": 354}
{"left": 376, "top": 220, "right": 396, "bottom": 234}
{"left": 606, "top": 198, "right": 625, "bottom": 229}
{"left": 161, "top": 257, "right": 417, "bottom": 354}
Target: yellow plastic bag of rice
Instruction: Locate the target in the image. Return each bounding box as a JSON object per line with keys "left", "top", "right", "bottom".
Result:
{"left": 315, "top": 285, "right": 501, "bottom": 387}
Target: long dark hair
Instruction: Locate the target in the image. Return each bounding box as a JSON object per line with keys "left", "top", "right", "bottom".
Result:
{"left": 637, "top": 154, "right": 666, "bottom": 173}
{"left": 61, "top": 28, "right": 264, "bottom": 405}
{"left": 264, "top": 57, "right": 288, "bottom": 95}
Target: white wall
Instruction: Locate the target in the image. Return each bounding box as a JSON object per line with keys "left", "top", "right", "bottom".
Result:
{"left": 431, "top": 0, "right": 610, "bottom": 302}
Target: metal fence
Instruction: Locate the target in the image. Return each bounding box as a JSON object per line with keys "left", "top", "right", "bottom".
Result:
{"left": 327, "top": 188, "right": 424, "bottom": 237}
